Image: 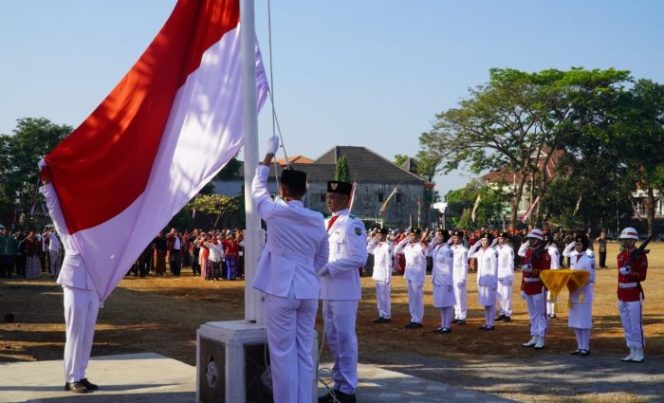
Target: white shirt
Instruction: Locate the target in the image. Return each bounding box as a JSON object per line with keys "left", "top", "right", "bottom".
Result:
{"left": 548, "top": 244, "right": 560, "bottom": 270}
{"left": 497, "top": 243, "right": 515, "bottom": 283}
{"left": 469, "top": 243, "right": 498, "bottom": 288}
{"left": 427, "top": 242, "right": 454, "bottom": 286}
{"left": 251, "top": 165, "right": 329, "bottom": 299}
{"left": 451, "top": 244, "right": 468, "bottom": 285}
{"left": 47, "top": 232, "right": 61, "bottom": 252}
{"left": 395, "top": 239, "right": 427, "bottom": 285}
{"left": 204, "top": 241, "right": 224, "bottom": 263}
{"left": 368, "top": 239, "right": 393, "bottom": 283}
{"left": 320, "top": 208, "right": 368, "bottom": 300}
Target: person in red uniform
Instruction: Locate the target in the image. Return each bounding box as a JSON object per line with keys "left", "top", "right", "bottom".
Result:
{"left": 518, "top": 228, "right": 551, "bottom": 349}
{"left": 222, "top": 233, "right": 240, "bottom": 280}
{"left": 616, "top": 227, "right": 648, "bottom": 363}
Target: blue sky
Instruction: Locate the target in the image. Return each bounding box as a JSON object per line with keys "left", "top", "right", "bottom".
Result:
{"left": 2, "top": 1, "right": 663, "bottom": 196}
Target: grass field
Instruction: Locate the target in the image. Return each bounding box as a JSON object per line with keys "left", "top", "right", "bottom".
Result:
{"left": 1, "top": 241, "right": 662, "bottom": 401}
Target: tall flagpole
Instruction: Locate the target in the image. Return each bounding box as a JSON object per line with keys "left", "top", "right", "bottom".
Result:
{"left": 240, "top": 0, "right": 263, "bottom": 325}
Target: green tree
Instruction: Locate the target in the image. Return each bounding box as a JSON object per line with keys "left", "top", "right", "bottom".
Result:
{"left": 0, "top": 118, "right": 72, "bottom": 228}
{"left": 335, "top": 155, "right": 351, "bottom": 182}
{"left": 187, "top": 194, "right": 240, "bottom": 229}
{"left": 394, "top": 154, "right": 409, "bottom": 167}
{"left": 615, "top": 80, "right": 664, "bottom": 235}
{"left": 445, "top": 180, "right": 505, "bottom": 229}
{"left": 420, "top": 67, "right": 630, "bottom": 228}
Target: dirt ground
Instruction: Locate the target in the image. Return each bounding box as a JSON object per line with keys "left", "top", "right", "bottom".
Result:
{"left": 1, "top": 242, "right": 663, "bottom": 402}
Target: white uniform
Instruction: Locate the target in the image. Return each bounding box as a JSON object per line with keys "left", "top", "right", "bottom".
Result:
{"left": 496, "top": 243, "right": 515, "bottom": 318}
{"left": 320, "top": 208, "right": 367, "bottom": 396}
{"left": 564, "top": 246, "right": 595, "bottom": 352}
{"left": 40, "top": 181, "right": 100, "bottom": 385}
{"left": 395, "top": 238, "right": 427, "bottom": 324}
{"left": 546, "top": 244, "right": 561, "bottom": 317}
{"left": 251, "top": 165, "right": 329, "bottom": 403}
{"left": 469, "top": 243, "right": 498, "bottom": 327}
{"left": 368, "top": 239, "right": 393, "bottom": 319}
{"left": 451, "top": 244, "right": 469, "bottom": 321}
{"left": 427, "top": 242, "right": 455, "bottom": 329}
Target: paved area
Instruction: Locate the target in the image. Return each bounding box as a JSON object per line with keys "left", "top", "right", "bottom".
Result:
{"left": 0, "top": 353, "right": 509, "bottom": 402}
{"left": 3, "top": 351, "right": 663, "bottom": 402}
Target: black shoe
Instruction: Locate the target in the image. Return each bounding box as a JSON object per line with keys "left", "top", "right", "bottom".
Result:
{"left": 502, "top": 316, "right": 511, "bottom": 322}
{"left": 437, "top": 327, "right": 452, "bottom": 334}
{"left": 374, "top": 317, "right": 385, "bottom": 323}
{"left": 406, "top": 322, "right": 422, "bottom": 329}
{"left": 379, "top": 317, "right": 391, "bottom": 323}
{"left": 497, "top": 314, "right": 506, "bottom": 321}
{"left": 578, "top": 349, "right": 590, "bottom": 357}
{"left": 64, "top": 381, "right": 90, "bottom": 394}
{"left": 433, "top": 327, "right": 444, "bottom": 333}
{"left": 319, "top": 390, "right": 356, "bottom": 403}
{"left": 455, "top": 319, "right": 466, "bottom": 325}
{"left": 571, "top": 349, "right": 581, "bottom": 355}
{"left": 80, "top": 378, "right": 98, "bottom": 390}
{"left": 479, "top": 325, "right": 495, "bottom": 331}
{"left": 404, "top": 322, "right": 414, "bottom": 328}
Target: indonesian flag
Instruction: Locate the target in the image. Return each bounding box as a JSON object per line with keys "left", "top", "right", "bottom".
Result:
{"left": 470, "top": 193, "right": 481, "bottom": 223}
{"left": 520, "top": 195, "right": 541, "bottom": 224}
{"left": 38, "top": 0, "right": 268, "bottom": 301}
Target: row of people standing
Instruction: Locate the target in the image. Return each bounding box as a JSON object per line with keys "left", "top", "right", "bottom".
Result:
{"left": 0, "top": 226, "right": 61, "bottom": 279}
{"left": 368, "top": 225, "right": 648, "bottom": 363}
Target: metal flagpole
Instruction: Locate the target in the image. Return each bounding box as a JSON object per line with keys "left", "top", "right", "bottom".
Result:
{"left": 240, "top": 0, "right": 263, "bottom": 325}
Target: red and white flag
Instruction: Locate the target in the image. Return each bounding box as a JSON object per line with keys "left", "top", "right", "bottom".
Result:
{"left": 471, "top": 194, "right": 481, "bottom": 223}
{"left": 38, "top": 0, "right": 268, "bottom": 301}
{"left": 520, "top": 195, "right": 541, "bottom": 223}
{"left": 379, "top": 184, "right": 400, "bottom": 215}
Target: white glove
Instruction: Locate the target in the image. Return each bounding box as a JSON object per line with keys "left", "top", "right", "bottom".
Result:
{"left": 522, "top": 263, "right": 533, "bottom": 273}
{"left": 317, "top": 265, "right": 330, "bottom": 276}
{"left": 266, "top": 136, "right": 280, "bottom": 154}
{"left": 619, "top": 266, "right": 631, "bottom": 275}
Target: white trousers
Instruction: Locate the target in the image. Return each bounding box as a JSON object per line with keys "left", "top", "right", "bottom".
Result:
{"left": 375, "top": 281, "right": 391, "bottom": 319}
{"left": 525, "top": 292, "right": 547, "bottom": 337}
{"left": 484, "top": 305, "right": 496, "bottom": 327}
{"left": 439, "top": 307, "right": 453, "bottom": 329}
{"left": 453, "top": 283, "right": 467, "bottom": 320}
{"left": 264, "top": 287, "right": 318, "bottom": 403}
{"left": 49, "top": 250, "right": 61, "bottom": 277}
{"left": 497, "top": 281, "right": 513, "bottom": 317}
{"left": 546, "top": 291, "right": 557, "bottom": 316}
{"left": 618, "top": 300, "right": 644, "bottom": 349}
{"left": 406, "top": 280, "right": 424, "bottom": 323}
{"left": 322, "top": 300, "right": 359, "bottom": 395}
{"left": 573, "top": 328, "right": 591, "bottom": 350}
{"left": 63, "top": 286, "right": 99, "bottom": 383}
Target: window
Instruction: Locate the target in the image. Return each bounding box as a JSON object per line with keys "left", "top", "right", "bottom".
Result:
{"left": 377, "top": 193, "right": 384, "bottom": 202}
{"left": 320, "top": 194, "right": 326, "bottom": 202}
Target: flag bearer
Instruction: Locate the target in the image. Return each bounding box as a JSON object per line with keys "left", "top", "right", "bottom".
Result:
{"left": 368, "top": 228, "right": 393, "bottom": 324}
{"left": 519, "top": 228, "right": 551, "bottom": 349}
{"left": 616, "top": 227, "right": 648, "bottom": 363}
{"left": 427, "top": 229, "right": 455, "bottom": 333}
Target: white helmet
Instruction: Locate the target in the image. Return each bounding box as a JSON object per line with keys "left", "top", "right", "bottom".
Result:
{"left": 526, "top": 228, "right": 544, "bottom": 241}
{"left": 619, "top": 227, "right": 639, "bottom": 240}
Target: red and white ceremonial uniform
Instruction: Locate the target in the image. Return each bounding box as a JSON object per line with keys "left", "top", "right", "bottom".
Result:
{"left": 617, "top": 250, "right": 647, "bottom": 349}
{"left": 521, "top": 248, "right": 551, "bottom": 338}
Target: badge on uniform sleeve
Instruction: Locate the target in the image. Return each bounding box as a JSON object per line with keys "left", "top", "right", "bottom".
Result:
{"left": 354, "top": 226, "right": 363, "bottom": 236}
